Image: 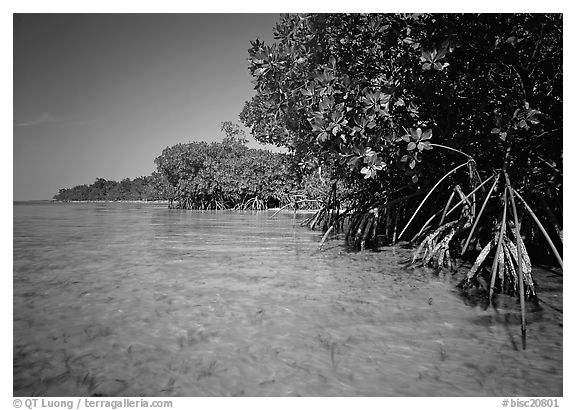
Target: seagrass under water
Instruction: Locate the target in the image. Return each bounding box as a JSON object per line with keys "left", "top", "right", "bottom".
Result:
{"left": 13, "top": 202, "right": 562, "bottom": 396}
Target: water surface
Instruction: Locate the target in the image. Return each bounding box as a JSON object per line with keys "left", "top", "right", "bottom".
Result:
{"left": 13, "top": 202, "right": 562, "bottom": 396}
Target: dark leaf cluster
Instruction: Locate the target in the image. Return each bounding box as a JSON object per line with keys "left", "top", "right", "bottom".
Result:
{"left": 241, "top": 13, "right": 562, "bottom": 245}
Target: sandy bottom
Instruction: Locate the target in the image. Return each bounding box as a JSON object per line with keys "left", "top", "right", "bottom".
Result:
{"left": 13, "top": 206, "right": 562, "bottom": 396}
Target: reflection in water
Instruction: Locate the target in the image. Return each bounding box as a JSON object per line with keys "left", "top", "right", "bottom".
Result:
{"left": 13, "top": 202, "right": 562, "bottom": 396}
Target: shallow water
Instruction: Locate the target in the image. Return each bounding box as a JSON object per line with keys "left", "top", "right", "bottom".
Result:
{"left": 13, "top": 202, "right": 562, "bottom": 396}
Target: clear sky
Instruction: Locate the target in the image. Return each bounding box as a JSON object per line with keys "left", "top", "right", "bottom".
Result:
{"left": 13, "top": 13, "right": 280, "bottom": 200}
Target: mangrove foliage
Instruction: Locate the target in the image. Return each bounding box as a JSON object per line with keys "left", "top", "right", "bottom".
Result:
{"left": 240, "top": 13, "right": 563, "bottom": 342}
{"left": 55, "top": 122, "right": 330, "bottom": 210}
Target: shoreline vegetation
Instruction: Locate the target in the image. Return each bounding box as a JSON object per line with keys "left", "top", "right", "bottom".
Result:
{"left": 51, "top": 200, "right": 171, "bottom": 204}
{"left": 54, "top": 121, "right": 331, "bottom": 212}
{"left": 52, "top": 14, "right": 562, "bottom": 346}
{"left": 239, "top": 13, "right": 562, "bottom": 347}
{"left": 49, "top": 200, "right": 321, "bottom": 214}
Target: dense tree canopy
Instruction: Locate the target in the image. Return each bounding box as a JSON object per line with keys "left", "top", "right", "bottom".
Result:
{"left": 153, "top": 122, "right": 327, "bottom": 210}
{"left": 242, "top": 13, "right": 561, "bottom": 188}
{"left": 241, "top": 13, "right": 562, "bottom": 246}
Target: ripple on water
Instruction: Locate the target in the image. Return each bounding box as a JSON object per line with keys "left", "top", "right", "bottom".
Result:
{"left": 13, "top": 203, "right": 562, "bottom": 396}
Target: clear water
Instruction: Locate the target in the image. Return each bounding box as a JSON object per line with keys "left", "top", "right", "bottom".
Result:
{"left": 13, "top": 202, "right": 562, "bottom": 396}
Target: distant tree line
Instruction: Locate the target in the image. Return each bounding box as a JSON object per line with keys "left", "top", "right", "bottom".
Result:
{"left": 53, "top": 122, "right": 328, "bottom": 208}
{"left": 53, "top": 174, "right": 168, "bottom": 202}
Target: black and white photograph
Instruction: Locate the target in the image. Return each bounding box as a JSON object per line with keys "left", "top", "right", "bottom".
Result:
{"left": 10, "top": 5, "right": 565, "bottom": 404}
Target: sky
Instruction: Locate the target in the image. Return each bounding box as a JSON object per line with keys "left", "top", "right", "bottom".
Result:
{"left": 13, "top": 13, "right": 280, "bottom": 200}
